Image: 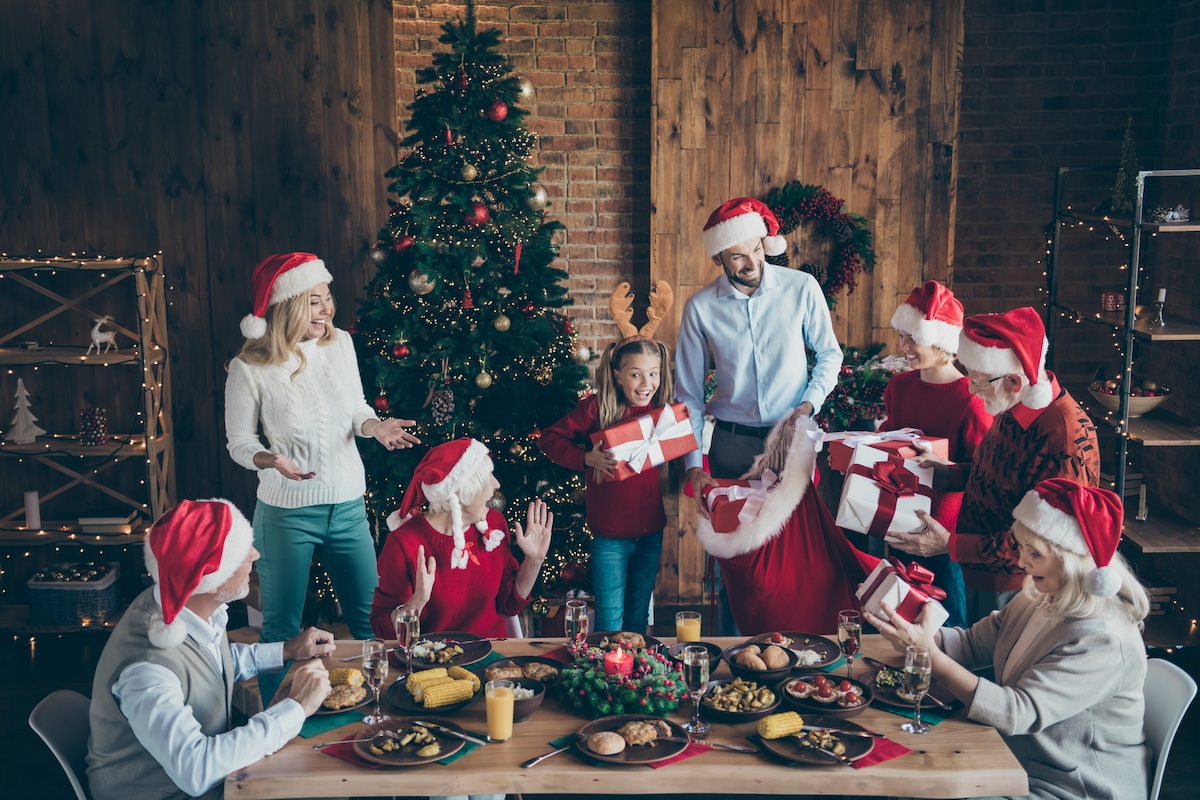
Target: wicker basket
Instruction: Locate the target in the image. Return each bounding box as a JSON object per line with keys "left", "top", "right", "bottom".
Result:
{"left": 27, "top": 562, "right": 120, "bottom": 626}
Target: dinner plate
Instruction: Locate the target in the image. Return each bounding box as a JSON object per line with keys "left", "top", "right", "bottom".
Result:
{"left": 666, "top": 641, "right": 724, "bottom": 666}
{"left": 586, "top": 631, "right": 664, "bottom": 652}
{"left": 352, "top": 716, "right": 466, "bottom": 766}
{"left": 398, "top": 631, "right": 493, "bottom": 670}
{"left": 698, "top": 677, "right": 783, "bottom": 723}
{"left": 781, "top": 673, "right": 874, "bottom": 718}
{"left": 574, "top": 714, "right": 690, "bottom": 765}
{"left": 277, "top": 677, "right": 372, "bottom": 715}
{"left": 385, "top": 670, "right": 482, "bottom": 715}
{"left": 480, "top": 655, "right": 564, "bottom": 684}
{"left": 743, "top": 631, "right": 841, "bottom": 670}
{"left": 861, "top": 666, "right": 956, "bottom": 710}
{"left": 757, "top": 714, "right": 875, "bottom": 765}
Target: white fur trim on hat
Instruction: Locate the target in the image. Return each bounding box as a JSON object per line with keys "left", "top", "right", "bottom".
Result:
{"left": 704, "top": 214, "right": 769, "bottom": 257}
{"left": 957, "top": 333, "right": 1052, "bottom": 409}
{"left": 240, "top": 314, "right": 268, "bottom": 339}
{"left": 1012, "top": 490, "right": 1089, "bottom": 557}
{"left": 143, "top": 499, "right": 255, "bottom": 598}
{"left": 1085, "top": 566, "right": 1121, "bottom": 597}
{"left": 891, "top": 303, "right": 961, "bottom": 354}
{"left": 421, "top": 440, "right": 490, "bottom": 570}
{"left": 269, "top": 258, "right": 333, "bottom": 305}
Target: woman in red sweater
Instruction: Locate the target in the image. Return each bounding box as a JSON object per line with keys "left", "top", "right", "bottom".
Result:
{"left": 880, "top": 281, "right": 992, "bottom": 627}
{"left": 369, "top": 438, "right": 552, "bottom": 640}
{"left": 539, "top": 282, "right": 675, "bottom": 634}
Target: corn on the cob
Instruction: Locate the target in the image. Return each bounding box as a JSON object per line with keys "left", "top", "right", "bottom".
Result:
{"left": 407, "top": 667, "right": 449, "bottom": 687}
{"left": 757, "top": 711, "right": 805, "bottom": 739}
{"left": 410, "top": 675, "right": 454, "bottom": 702}
{"left": 448, "top": 665, "right": 481, "bottom": 692}
{"left": 328, "top": 668, "right": 365, "bottom": 688}
{"left": 423, "top": 679, "right": 476, "bottom": 708}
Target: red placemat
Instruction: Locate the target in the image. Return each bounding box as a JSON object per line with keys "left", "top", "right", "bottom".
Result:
{"left": 541, "top": 645, "right": 574, "bottom": 663}
{"left": 647, "top": 741, "right": 712, "bottom": 768}
{"left": 850, "top": 736, "right": 911, "bottom": 769}
{"left": 318, "top": 733, "right": 382, "bottom": 769}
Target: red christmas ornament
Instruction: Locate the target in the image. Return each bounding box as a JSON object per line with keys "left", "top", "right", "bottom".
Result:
{"left": 462, "top": 286, "right": 474, "bottom": 310}
{"left": 346, "top": 322, "right": 358, "bottom": 335}
{"left": 559, "top": 561, "right": 586, "bottom": 587}
{"left": 372, "top": 395, "right": 390, "bottom": 413}
{"left": 528, "top": 426, "right": 541, "bottom": 440}
{"left": 486, "top": 99, "right": 508, "bottom": 122}
{"left": 519, "top": 300, "right": 537, "bottom": 317}
{"left": 464, "top": 201, "right": 490, "bottom": 227}
{"left": 513, "top": 242, "right": 522, "bottom": 275}
{"left": 560, "top": 315, "right": 574, "bottom": 335}
{"left": 393, "top": 234, "right": 415, "bottom": 252}
{"left": 443, "top": 128, "right": 454, "bottom": 146}
{"left": 391, "top": 343, "right": 410, "bottom": 359}
{"left": 455, "top": 69, "right": 469, "bottom": 92}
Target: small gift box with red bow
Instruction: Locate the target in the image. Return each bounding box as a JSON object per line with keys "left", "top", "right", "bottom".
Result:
{"left": 589, "top": 401, "right": 698, "bottom": 481}
{"left": 700, "top": 471, "right": 779, "bottom": 534}
{"left": 823, "top": 429, "right": 949, "bottom": 474}
{"left": 834, "top": 446, "right": 933, "bottom": 541}
{"left": 856, "top": 557, "right": 949, "bottom": 627}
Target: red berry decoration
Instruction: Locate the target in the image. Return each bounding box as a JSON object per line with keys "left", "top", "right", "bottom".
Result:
{"left": 519, "top": 300, "right": 537, "bottom": 317}
{"left": 393, "top": 234, "right": 415, "bottom": 253}
{"left": 464, "top": 201, "right": 490, "bottom": 227}
{"left": 391, "top": 343, "right": 410, "bottom": 359}
{"left": 486, "top": 99, "right": 508, "bottom": 122}
{"left": 372, "top": 395, "right": 390, "bottom": 413}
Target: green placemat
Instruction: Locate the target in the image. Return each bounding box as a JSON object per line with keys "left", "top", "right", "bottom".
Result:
{"left": 438, "top": 728, "right": 488, "bottom": 764}
{"left": 299, "top": 709, "right": 364, "bottom": 738}
{"left": 874, "top": 702, "right": 952, "bottom": 725}
{"left": 473, "top": 650, "right": 507, "bottom": 670}
{"left": 816, "top": 654, "right": 847, "bottom": 673}
{"left": 549, "top": 734, "right": 607, "bottom": 767}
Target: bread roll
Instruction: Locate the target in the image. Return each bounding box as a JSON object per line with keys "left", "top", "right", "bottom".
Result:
{"left": 588, "top": 731, "right": 627, "bottom": 755}
{"left": 736, "top": 649, "right": 768, "bottom": 670}
{"left": 743, "top": 644, "right": 761, "bottom": 656}
{"left": 761, "top": 645, "right": 790, "bottom": 670}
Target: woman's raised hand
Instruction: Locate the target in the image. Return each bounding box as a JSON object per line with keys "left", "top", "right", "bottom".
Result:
{"left": 370, "top": 418, "right": 421, "bottom": 451}
{"left": 411, "top": 544, "right": 436, "bottom": 610}
{"left": 862, "top": 602, "right": 939, "bottom": 655}
{"left": 272, "top": 453, "right": 316, "bottom": 481}
{"left": 513, "top": 499, "right": 553, "bottom": 561}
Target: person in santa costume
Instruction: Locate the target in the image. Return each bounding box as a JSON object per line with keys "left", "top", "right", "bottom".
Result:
{"left": 877, "top": 280, "right": 993, "bottom": 626}
{"left": 371, "top": 438, "right": 552, "bottom": 641}
{"left": 677, "top": 197, "right": 843, "bottom": 634}
{"left": 888, "top": 306, "right": 1100, "bottom": 622}
{"left": 87, "top": 499, "right": 336, "bottom": 800}
{"left": 225, "top": 251, "right": 419, "bottom": 704}
{"left": 867, "top": 479, "right": 1151, "bottom": 800}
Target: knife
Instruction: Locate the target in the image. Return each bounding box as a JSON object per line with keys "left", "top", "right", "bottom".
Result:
{"left": 520, "top": 734, "right": 588, "bottom": 768}
{"left": 800, "top": 724, "right": 885, "bottom": 739}
{"left": 414, "top": 720, "right": 488, "bottom": 747}
{"left": 811, "top": 744, "right": 855, "bottom": 766}
{"left": 656, "top": 736, "right": 758, "bottom": 753}
{"left": 340, "top": 647, "right": 398, "bottom": 662}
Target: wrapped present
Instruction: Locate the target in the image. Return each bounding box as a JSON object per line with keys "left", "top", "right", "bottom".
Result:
{"left": 701, "top": 471, "right": 779, "bottom": 534}
{"left": 835, "top": 447, "right": 932, "bottom": 540}
{"left": 856, "top": 558, "right": 949, "bottom": 628}
{"left": 589, "top": 401, "right": 698, "bottom": 481}
{"left": 823, "top": 428, "right": 949, "bottom": 473}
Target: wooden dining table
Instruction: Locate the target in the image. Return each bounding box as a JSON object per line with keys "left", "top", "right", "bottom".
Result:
{"left": 225, "top": 635, "right": 1028, "bottom": 799}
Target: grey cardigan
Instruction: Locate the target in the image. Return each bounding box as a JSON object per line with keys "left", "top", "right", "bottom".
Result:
{"left": 941, "top": 591, "right": 1150, "bottom": 800}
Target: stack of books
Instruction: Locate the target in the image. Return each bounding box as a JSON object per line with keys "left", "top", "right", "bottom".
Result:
{"left": 78, "top": 508, "right": 142, "bottom": 534}
{"left": 1100, "top": 469, "right": 1143, "bottom": 498}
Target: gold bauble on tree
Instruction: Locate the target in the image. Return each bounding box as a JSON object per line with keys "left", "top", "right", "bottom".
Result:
{"left": 526, "top": 186, "right": 547, "bottom": 210}
{"left": 408, "top": 269, "right": 435, "bottom": 295}
{"left": 493, "top": 314, "right": 511, "bottom": 332}
{"left": 509, "top": 442, "right": 526, "bottom": 456}
{"left": 475, "top": 370, "right": 494, "bottom": 389}
{"left": 461, "top": 163, "right": 478, "bottom": 181}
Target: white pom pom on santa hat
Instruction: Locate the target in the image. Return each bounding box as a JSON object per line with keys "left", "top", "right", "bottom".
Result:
{"left": 702, "top": 197, "right": 788, "bottom": 258}
{"left": 240, "top": 252, "right": 334, "bottom": 339}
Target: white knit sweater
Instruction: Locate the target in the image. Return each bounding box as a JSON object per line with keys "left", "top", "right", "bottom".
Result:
{"left": 224, "top": 328, "right": 377, "bottom": 509}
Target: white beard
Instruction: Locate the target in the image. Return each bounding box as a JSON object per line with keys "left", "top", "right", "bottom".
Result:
{"left": 212, "top": 582, "right": 251, "bottom": 605}
{"left": 982, "top": 386, "right": 1020, "bottom": 417}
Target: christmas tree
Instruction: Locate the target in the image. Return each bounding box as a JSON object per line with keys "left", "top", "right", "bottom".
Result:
{"left": 356, "top": 0, "right": 592, "bottom": 604}
{"left": 1111, "top": 116, "right": 1139, "bottom": 213}
{"left": 4, "top": 378, "right": 47, "bottom": 445}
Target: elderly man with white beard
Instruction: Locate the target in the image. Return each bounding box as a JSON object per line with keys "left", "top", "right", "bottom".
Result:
{"left": 887, "top": 307, "right": 1100, "bottom": 623}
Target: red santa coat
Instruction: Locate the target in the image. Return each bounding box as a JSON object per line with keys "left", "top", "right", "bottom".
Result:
{"left": 696, "top": 418, "right": 878, "bottom": 635}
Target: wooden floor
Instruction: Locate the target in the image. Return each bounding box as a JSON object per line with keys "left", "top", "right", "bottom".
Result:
{"left": 4, "top": 608, "right": 1198, "bottom": 800}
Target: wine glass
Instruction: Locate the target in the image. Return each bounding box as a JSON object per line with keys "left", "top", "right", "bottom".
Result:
{"left": 393, "top": 606, "right": 420, "bottom": 679}
{"left": 361, "top": 638, "right": 390, "bottom": 725}
{"left": 681, "top": 644, "right": 710, "bottom": 736}
{"left": 837, "top": 609, "right": 862, "bottom": 678}
{"left": 900, "top": 645, "right": 933, "bottom": 735}
{"left": 564, "top": 599, "right": 589, "bottom": 656}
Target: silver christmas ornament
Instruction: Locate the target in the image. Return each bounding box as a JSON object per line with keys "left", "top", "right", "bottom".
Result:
{"left": 408, "top": 269, "right": 435, "bottom": 296}
{"left": 526, "top": 187, "right": 547, "bottom": 210}
{"left": 517, "top": 77, "right": 534, "bottom": 101}
{"left": 572, "top": 345, "right": 591, "bottom": 364}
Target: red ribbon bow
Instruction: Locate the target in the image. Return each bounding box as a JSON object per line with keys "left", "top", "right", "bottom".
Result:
{"left": 871, "top": 459, "right": 919, "bottom": 497}
{"left": 892, "top": 560, "right": 947, "bottom": 601}
{"left": 847, "top": 456, "right": 932, "bottom": 538}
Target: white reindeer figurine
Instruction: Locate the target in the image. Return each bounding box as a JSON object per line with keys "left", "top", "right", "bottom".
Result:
{"left": 87, "top": 316, "right": 119, "bottom": 354}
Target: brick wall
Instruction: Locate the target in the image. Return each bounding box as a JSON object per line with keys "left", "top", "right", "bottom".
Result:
{"left": 394, "top": 1, "right": 651, "bottom": 361}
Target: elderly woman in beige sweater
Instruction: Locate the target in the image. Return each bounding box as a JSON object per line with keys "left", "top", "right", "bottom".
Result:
{"left": 867, "top": 478, "right": 1151, "bottom": 800}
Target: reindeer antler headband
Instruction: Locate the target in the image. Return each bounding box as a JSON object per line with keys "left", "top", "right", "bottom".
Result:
{"left": 607, "top": 280, "right": 675, "bottom": 347}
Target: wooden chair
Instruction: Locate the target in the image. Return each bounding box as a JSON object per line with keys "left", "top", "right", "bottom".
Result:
{"left": 1145, "top": 658, "right": 1197, "bottom": 800}
{"left": 29, "top": 689, "right": 92, "bottom": 800}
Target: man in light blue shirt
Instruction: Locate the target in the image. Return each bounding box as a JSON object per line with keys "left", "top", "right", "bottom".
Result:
{"left": 677, "top": 198, "right": 842, "bottom": 631}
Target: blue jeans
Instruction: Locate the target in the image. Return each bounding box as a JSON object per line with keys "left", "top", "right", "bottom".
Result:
{"left": 590, "top": 532, "right": 663, "bottom": 633}
{"left": 906, "top": 552, "right": 967, "bottom": 629}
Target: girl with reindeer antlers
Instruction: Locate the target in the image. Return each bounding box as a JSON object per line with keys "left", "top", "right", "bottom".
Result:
{"left": 539, "top": 281, "right": 676, "bottom": 635}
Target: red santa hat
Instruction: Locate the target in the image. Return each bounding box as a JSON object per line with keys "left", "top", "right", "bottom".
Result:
{"left": 240, "top": 252, "right": 335, "bottom": 339}
{"left": 143, "top": 499, "right": 255, "bottom": 648}
{"left": 390, "top": 438, "right": 492, "bottom": 570}
{"left": 1012, "top": 478, "right": 1124, "bottom": 597}
{"left": 957, "top": 307, "right": 1053, "bottom": 409}
{"left": 890, "top": 280, "right": 964, "bottom": 354}
{"left": 702, "top": 197, "right": 788, "bottom": 258}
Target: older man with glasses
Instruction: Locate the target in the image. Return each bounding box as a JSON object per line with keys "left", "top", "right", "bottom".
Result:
{"left": 887, "top": 307, "right": 1100, "bottom": 623}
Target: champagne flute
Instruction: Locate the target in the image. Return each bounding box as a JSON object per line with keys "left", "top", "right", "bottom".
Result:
{"left": 837, "top": 609, "right": 862, "bottom": 679}
{"left": 361, "top": 638, "right": 390, "bottom": 725}
{"left": 900, "top": 645, "right": 933, "bottom": 735}
{"left": 564, "top": 599, "right": 589, "bottom": 656}
{"left": 393, "top": 606, "right": 420, "bottom": 680}
{"left": 681, "top": 644, "right": 710, "bottom": 736}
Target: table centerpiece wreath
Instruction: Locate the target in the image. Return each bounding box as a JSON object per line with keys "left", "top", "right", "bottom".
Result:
{"left": 556, "top": 646, "right": 686, "bottom": 718}
{"left": 764, "top": 181, "right": 875, "bottom": 306}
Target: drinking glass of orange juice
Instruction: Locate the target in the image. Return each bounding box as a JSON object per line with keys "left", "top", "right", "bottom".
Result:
{"left": 675, "top": 610, "right": 702, "bottom": 642}
{"left": 485, "top": 679, "right": 515, "bottom": 742}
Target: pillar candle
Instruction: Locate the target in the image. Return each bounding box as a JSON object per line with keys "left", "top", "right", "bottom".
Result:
{"left": 1158, "top": 288, "right": 1167, "bottom": 302}
{"left": 603, "top": 645, "right": 633, "bottom": 678}
{"left": 24, "top": 490, "right": 41, "bottom": 530}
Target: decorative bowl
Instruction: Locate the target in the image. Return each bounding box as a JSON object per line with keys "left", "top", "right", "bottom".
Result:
{"left": 1087, "top": 388, "right": 1170, "bottom": 418}
{"left": 721, "top": 642, "right": 799, "bottom": 685}
{"left": 511, "top": 677, "right": 545, "bottom": 723}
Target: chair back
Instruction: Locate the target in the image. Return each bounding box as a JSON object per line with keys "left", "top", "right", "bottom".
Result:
{"left": 1144, "top": 658, "right": 1197, "bottom": 800}
{"left": 29, "top": 689, "right": 92, "bottom": 800}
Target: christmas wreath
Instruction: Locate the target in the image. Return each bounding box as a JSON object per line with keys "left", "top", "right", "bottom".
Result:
{"left": 555, "top": 647, "right": 685, "bottom": 718}
{"left": 765, "top": 181, "right": 875, "bottom": 304}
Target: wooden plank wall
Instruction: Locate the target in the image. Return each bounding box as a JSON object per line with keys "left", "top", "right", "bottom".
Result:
{"left": 651, "top": 0, "right": 965, "bottom": 603}
{"left": 0, "top": 0, "right": 397, "bottom": 517}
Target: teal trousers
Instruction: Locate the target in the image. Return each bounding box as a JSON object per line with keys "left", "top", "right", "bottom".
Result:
{"left": 253, "top": 498, "right": 378, "bottom": 705}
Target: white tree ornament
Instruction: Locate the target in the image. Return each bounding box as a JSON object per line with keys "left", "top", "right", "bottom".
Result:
{"left": 87, "top": 315, "right": 119, "bottom": 354}
{"left": 5, "top": 378, "right": 47, "bottom": 445}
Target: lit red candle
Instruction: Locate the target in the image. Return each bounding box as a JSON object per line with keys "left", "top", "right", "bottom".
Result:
{"left": 603, "top": 645, "right": 633, "bottom": 678}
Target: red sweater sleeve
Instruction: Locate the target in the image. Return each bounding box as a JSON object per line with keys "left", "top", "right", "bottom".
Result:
{"left": 370, "top": 531, "right": 414, "bottom": 639}
{"left": 956, "top": 395, "right": 993, "bottom": 462}
{"left": 538, "top": 396, "right": 598, "bottom": 472}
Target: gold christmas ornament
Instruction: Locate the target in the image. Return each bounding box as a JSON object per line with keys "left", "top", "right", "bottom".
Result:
{"left": 408, "top": 269, "right": 435, "bottom": 295}
{"left": 460, "top": 163, "right": 478, "bottom": 181}
{"left": 493, "top": 314, "right": 511, "bottom": 332}
{"left": 509, "top": 442, "right": 526, "bottom": 456}
{"left": 572, "top": 345, "right": 591, "bottom": 364}
{"left": 518, "top": 77, "right": 534, "bottom": 101}
{"left": 475, "top": 370, "right": 494, "bottom": 389}
{"left": 526, "top": 186, "right": 547, "bottom": 210}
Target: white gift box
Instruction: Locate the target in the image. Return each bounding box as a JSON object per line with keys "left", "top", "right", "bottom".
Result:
{"left": 856, "top": 558, "right": 950, "bottom": 628}
{"left": 834, "top": 446, "right": 933, "bottom": 542}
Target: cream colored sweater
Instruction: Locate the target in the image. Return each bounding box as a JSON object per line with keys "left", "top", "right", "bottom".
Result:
{"left": 225, "top": 329, "right": 377, "bottom": 509}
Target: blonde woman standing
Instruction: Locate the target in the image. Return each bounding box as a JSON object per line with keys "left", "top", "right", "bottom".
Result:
{"left": 225, "top": 252, "right": 418, "bottom": 704}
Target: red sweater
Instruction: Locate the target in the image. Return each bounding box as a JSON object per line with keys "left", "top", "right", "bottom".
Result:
{"left": 538, "top": 395, "right": 667, "bottom": 538}
{"left": 370, "top": 509, "right": 528, "bottom": 639}
{"left": 879, "top": 370, "right": 993, "bottom": 532}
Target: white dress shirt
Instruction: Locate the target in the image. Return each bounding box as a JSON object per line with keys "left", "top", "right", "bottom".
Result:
{"left": 112, "top": 594, "right": 305, "bottom": 797}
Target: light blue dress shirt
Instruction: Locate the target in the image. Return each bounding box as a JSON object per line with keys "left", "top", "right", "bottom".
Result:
{"left": 676, "top": 264, "right": 842, "bottom": 470}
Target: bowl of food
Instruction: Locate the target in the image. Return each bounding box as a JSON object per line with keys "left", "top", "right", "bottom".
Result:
{"left": 1088, "top": 386, "right": 1171, "bottom": 417}
{"left": 699, "top": 676, "right": 782, "bottom": 723}
{"left": 721, "top": 642, "right": 798, "bottom": 684}
{"left": 665, "top": 640, "right": 723, "bottom": 666}
{"left": 511, "top": 677, "right": 546, "bottom": 723}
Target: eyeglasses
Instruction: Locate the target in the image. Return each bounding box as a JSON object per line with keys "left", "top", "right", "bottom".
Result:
{"left": 968, "top": 374, "right": 1005, "bottom": 391}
